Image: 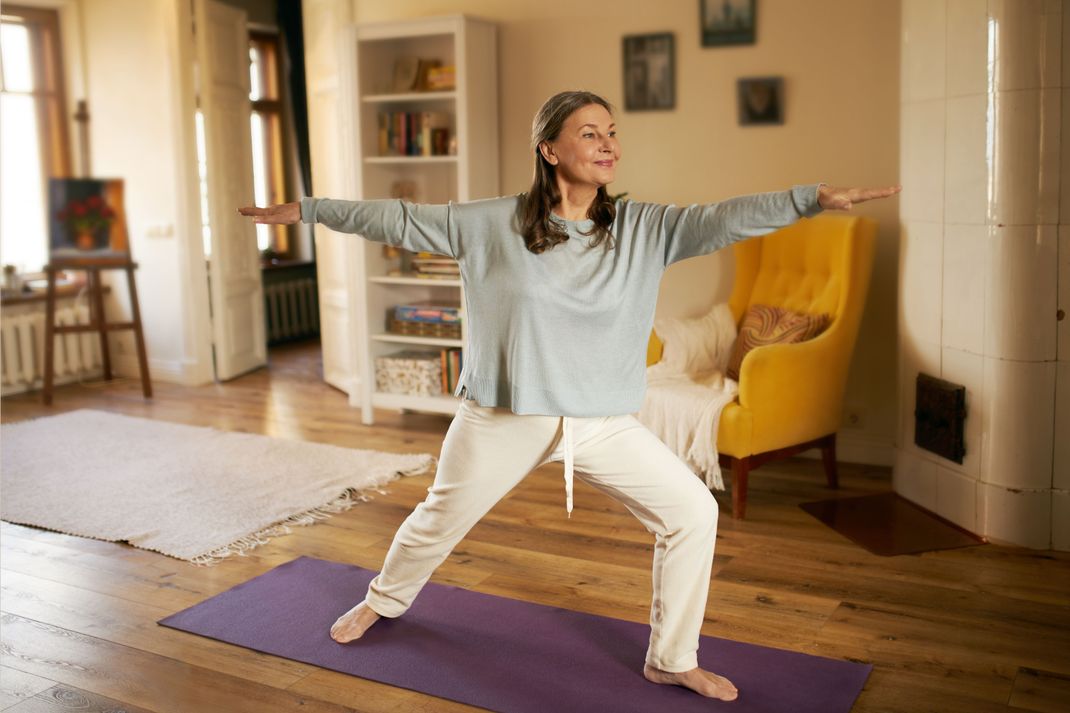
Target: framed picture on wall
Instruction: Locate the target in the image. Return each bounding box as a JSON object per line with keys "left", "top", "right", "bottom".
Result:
{"left": 701, "top": 0, "right": 757, "bottom": 47}
{"left": 48, "top": 177, "right": 130, "bottom": 263}
{"left": 622, "top": 33, "right": 675, "bottom": 111}
{"left": 737, "top": 76, "right": 783, "bottom": 125}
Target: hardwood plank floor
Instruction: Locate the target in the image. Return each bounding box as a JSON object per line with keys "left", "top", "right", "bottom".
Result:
{"left": 2, "top": 341, "right": 1068, "bottom": 712}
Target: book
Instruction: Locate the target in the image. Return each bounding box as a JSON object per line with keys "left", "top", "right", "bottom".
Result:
{"left": 378, "top": 111, "right": 453, "bottom": 156}
{"left": 419, "top": 111, "right": 451, "bottom": 157}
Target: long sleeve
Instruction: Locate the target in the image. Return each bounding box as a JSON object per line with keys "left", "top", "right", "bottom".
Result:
{"left": 654, "top": 183, "right": 825, "bottom": 267}
{"left": 300, "top": 196, "right": 458, "bottom": 258}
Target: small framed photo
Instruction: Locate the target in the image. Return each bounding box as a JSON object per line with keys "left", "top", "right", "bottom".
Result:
{"left": 622, "top": 33, "right": 675, "bottom": 111}
{"left": 701, "top": 0, "right": 757, "bottom": 47}
{"left": 48, "top": 178, "right": 130, "bottom": 263}
{"left": 737, "top": 76, "right": 783, "bottom": 126}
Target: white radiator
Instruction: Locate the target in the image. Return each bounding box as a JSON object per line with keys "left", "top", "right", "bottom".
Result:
{"left": 1, "top": 303, "right": 103, "bottom": 396}
{"left": 264, "top": 277, "right": 319, "bottom": 344}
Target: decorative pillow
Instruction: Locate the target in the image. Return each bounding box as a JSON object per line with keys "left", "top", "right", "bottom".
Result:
{"left": 726, "top": 305, "right": 831, "bottom": 381}
{"left": 648, "top": 303, "right": 737, "bottom": 380}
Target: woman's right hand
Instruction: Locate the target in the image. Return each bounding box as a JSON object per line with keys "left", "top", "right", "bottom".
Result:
{"left": 237, "top": 201, "right": 300, "bottom": 224}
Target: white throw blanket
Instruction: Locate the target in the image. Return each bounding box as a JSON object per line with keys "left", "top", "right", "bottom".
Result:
{"left": 638, "top": 303, "right": 739, "bottom": 490}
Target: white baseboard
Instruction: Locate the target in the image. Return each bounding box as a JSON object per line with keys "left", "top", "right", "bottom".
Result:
{"left": 112, "top": 354, "right": 193, "bottom": 385}
{"left": 797, "top": 430, "right": 895, "bottom": 467}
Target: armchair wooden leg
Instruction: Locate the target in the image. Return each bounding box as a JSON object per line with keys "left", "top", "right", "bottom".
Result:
{"left": 730, "top": 457, "right": 750, "bottom": 520}
{"left": 821, "top": 434, "right": 839, "bottom": 489}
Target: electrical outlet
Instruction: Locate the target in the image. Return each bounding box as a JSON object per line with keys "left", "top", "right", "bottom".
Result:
{"left": 146, "top": 222, "right": 174, "bottom": 238}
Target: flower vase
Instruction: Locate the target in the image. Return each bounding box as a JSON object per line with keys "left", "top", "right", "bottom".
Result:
{"left": 75, "top": 228, "right": 95, "bottom": 251}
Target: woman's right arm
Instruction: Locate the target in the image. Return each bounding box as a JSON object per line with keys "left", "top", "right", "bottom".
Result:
{"left": 238, "top": 197, "right": 458, "bottom": 259}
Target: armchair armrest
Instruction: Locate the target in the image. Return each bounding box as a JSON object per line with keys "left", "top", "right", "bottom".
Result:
{"left": 736, "top": 326, "right": 850, "bottom": 437}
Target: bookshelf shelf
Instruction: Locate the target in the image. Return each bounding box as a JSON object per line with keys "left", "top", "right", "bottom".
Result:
{"left": 345, "top": 15, "right": 499, "bottom": 426}
{"left": 370, "top": 276, "right": 462, "bottom": 287}
{"left": 363, "top": 91, "right": 457, "bottom": 103}
{"left": 371, "top": 333, "right": 463, "bottom": 348}
{"left": 371, "top": 391, "right": 462, "bottom": 415}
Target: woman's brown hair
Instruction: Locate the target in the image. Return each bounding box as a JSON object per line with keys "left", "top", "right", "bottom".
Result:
{"left": 517, "top": 90, "right": 617, "bottom": 254}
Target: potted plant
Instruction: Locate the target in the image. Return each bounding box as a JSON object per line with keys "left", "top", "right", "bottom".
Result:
{"left": 58, "top": 195, "right": 115, "bottom": 250}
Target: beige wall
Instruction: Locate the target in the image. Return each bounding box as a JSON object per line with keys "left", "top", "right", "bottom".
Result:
{"left": 349, "top": 0, "right": 902, "bottom": 463}
{"left": 78, "top": 0, "right": 209, "bottom": 384}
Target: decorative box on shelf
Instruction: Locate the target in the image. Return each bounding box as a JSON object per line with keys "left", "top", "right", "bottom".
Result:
{"left": 387, "top": 299, "right": 462, "bottom": 339}
{"left": 375, "top": 350, "right": 443, "bottom": 396}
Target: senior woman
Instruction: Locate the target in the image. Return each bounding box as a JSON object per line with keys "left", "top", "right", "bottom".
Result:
{"left": 239, "top": 89, "right": 900, "bottom": 701}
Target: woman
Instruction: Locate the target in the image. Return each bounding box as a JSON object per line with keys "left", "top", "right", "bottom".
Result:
{"left": 239, "top": 90, "right": 900, "bottom": 701}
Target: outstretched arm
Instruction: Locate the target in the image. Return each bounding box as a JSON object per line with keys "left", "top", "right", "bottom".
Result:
{"left": 237, "top": 197, "right": 457, "bottom": 259}
{"left": 654, "top": 183, "right": 900, "bottom": 266}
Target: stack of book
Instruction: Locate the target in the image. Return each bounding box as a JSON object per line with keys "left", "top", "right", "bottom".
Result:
{"left": 388, "top": 299, "right": 462, "bottom": 340}
{"left": 378, "top": 111, "right": 451, "bottom": 157}
{"left": 411, "top": 251, "right": 460, "bottom": 279}
{"left": 440, "top": 347, "right": 462, "bottom": 394}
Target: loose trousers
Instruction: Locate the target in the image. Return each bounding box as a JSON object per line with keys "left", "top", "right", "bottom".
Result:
{"left": 364, "top": 398, "right": 720, "bottom": 673}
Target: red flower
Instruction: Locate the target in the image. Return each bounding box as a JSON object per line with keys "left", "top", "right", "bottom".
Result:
{"left": 86, "top": 195, "right": 103, "bottom": 208}
{"left": 72, "top": 204, "right": 87, "bottom": 217}
{"left": 100, "top": 206, "right": 114, "bottom": 219}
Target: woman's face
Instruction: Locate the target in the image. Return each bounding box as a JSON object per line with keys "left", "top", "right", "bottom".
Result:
{"left": 539, "top": 103, "right": 620, "bottom": 189}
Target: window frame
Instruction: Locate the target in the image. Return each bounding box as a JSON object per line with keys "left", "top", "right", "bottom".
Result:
{"left": 248, "top": 29, "right": 290, "bottom": 258}
{"left": 1, "top": 5, "right": 72, "bottom": 181}
{"left": 1, "top": 4, "right": 73, "bottom": 275}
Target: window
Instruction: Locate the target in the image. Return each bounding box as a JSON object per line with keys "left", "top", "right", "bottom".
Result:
{"left": 0, "top": 5, "right": 71, "bottom": 274}
{"left": 249, "top": 31, "right": 287, "bottom": 257}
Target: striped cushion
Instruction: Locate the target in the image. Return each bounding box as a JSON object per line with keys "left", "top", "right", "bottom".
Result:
{"left": 727, "top": 305, "right": 830, "bottom": 381}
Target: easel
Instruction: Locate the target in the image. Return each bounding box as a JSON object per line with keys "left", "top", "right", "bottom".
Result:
{"left": 42, "top": 257, "right": 152, "bottom": 405}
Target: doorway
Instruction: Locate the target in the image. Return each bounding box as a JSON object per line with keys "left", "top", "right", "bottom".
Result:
{"left": 192, "top": 0, "right": 320, "bottom": 383}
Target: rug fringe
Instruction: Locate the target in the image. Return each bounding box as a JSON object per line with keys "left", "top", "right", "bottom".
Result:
{"left": 188, "top": 457, "right": 437, "bottom": 567}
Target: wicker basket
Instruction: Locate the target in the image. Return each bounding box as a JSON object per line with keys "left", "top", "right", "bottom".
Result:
{"left": 374, "top": 350, "right": 443, "bottom": 396}
{"left": 388, "top": 315, "right": 461, "bottom": 340}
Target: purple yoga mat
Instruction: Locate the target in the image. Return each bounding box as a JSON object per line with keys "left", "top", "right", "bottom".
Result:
{"left": 159, "top": 556, "right": 870, "bottom": 712}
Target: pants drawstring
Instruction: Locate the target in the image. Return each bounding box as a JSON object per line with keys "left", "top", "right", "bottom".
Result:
{"left": 563, "top": 416, "right": 574, "bottom": 519}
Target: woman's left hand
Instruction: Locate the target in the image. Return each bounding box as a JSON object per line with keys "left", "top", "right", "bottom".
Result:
{"left": 817, "top": 184, "right": 902, "bottom": 210}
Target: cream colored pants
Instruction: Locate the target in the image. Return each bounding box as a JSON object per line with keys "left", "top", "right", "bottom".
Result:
{"left": 365, "top": 398, "right": 719, "bottom": 673}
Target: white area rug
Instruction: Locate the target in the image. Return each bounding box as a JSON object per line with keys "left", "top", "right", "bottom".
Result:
{"left": 0, "top": 409, "right": 436, "bottom": 565}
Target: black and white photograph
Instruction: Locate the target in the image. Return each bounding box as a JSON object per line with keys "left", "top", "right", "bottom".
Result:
{"left": 622, "top": 33, "right": 675, "bottom": 111}
{"left": 701, "top": 0, "right": 757, "bottom": 47}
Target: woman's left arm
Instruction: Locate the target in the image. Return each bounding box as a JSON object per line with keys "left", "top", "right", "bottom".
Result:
{"left": 656, "top": 182, "right": 900, "bottom": 267}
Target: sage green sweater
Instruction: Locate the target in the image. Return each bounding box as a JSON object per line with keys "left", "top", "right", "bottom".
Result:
{"left": 301, "top": 185, "right": 824, "bottom": 416}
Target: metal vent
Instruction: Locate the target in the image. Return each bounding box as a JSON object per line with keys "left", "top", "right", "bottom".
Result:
{"left": 914, "top": 372, "right": 966, "bottom": 464}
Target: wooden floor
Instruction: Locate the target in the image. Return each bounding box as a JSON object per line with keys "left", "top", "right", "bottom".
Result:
{"left": 1, "top": 341, "right": 1068, "bottom": 713}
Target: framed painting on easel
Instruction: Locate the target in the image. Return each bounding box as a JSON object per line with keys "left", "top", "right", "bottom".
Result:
{"left": 40, "top": 176, "right": 151, "bottom": 405}
{"left": 48, "top": 177, "right": 130, "bottom": 265}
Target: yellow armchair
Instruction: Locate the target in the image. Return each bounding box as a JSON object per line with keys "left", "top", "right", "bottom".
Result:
{"left": 647, "top": 213, "right": 877, "bottom": 519}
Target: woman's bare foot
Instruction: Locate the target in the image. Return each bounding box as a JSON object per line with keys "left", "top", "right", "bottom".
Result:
{"left": 643, "top": 663, "right": 739, "bottom": 701}
{"left": 329, "top": 600, "right": 382, "bottom": 643}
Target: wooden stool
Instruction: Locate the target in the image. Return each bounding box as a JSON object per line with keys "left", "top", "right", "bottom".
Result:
{"left": 42, "top": 259, "right": 152, "bottom": 405}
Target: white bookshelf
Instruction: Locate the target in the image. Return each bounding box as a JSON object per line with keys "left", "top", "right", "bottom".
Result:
{"left": 343, "top": 15, "right": 499, "bottom": 424}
